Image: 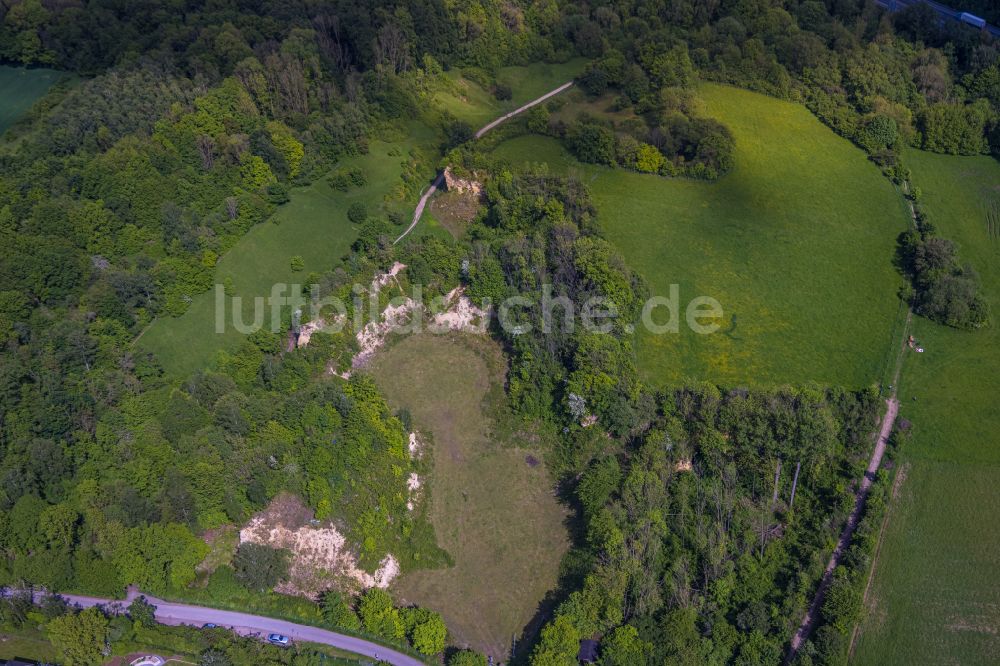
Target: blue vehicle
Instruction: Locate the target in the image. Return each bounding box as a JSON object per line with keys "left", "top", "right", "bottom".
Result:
{"left": 201, "top": 623, "right": 218, "bottom": 629}
{"left": 267, "top": 633, "right": 292, "bottom": 647}
{"left": 959, "top": 12, "right": 987, "bottom": 29}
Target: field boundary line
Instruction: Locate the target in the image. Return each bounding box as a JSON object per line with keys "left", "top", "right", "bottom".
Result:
{"left": 785, "top": 397, "right": 899, "bottom": 663}
{"left": 842, "top": 177, "right": 920, "bottom": 660}
{"left": 787, "top": 177, "right": 915, "bottom": 660}
{"left": 847, "top": 460, "right": 909, "bottom": 659}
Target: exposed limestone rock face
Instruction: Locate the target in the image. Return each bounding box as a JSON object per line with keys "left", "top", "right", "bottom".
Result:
{"left": 443, "top": 166, "right": 484, "bottom": 195}
{"left": 238, "top": 494, "right": 399, "bottom": 598}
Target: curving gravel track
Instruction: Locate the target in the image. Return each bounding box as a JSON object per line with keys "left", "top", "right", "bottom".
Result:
{"left": 393, "top": 80, "right": 575, "bottom": 245}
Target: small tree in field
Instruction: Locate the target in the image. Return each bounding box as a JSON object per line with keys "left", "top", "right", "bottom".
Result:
{"left": 348, "top": 202, "right": 368, "bottom": 224}
{"left": 403, "top": 607, "right": 447, "bottom": 655}
{"left": 232, "top": 543, "right": 290, "bottom": 592}
{"left": 127, "top": 595, "right": 156, "bottom": 628}
{"left": 635, "top": 143, "right": 666, "bottom": 173}
{"left": 358, "top": 588, "right": 404, "bottom": 639}
{"left": 448, "top": 650, "right": 487, "bottom": 666}
{"left": 47, "top": 607, "right": 108, "bottom": 665}
{"left": 321, "top": 590, "right": 361, "bottom": 630}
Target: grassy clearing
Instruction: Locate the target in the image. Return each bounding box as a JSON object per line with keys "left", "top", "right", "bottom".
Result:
{"left": 885, "top": 151, "right": 1000, "bottom": 465}
{"left": 853, "top": 461, "right": 1000, "bottom": 663}
{"left": 0, "top": 65, "right": 63, "bottom": 134}
{"left": 194, "top": 525, "right": 239, "bottom": 584}
{"left": 427, "top": 189, "right": 482, "bottom": 238}
{"left": 546, "top": 87, "right": 643, "bottom": 126}
{"left": 494, "top": 84, "right": 906, "bottom": 388}
{"left": 852, "top": 151, "right": 1000, "bottom": 664}
{"left": 433, "top": 59, "right": 587, "bottom": 127}
{"left": 140, "top": 57, "right": 585, "bottom": 379}
{"left": 367, "top": 333, "right": 568, "bottom": 659}
{"left": 138, "top": 134, "right": 431, "bottom": 378}
{"left": 0, "top": 629, "right": 59, "bottom": 661}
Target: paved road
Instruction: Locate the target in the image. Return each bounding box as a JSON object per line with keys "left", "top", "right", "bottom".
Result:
{"left": 786, "top": 397, "right": 900, "bottom": 661}
{"left": 875, "top": 0, "right": 1000, "bottom": 38}
{"left": 40, "top": 588, "right": 426, "bottom": 666}
{"left": 393, "top": 80, "right": 575, "bottom": 244}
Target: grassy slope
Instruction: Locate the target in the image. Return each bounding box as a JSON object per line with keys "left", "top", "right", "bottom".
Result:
{"left": 367, "top": 334, "right": 568, "bottom": 658}
{"left": 0, "top": 629, "right": 59, "bottom": 662}
{"left": 140, "top": 58, "right": 586, "bottom": 380}
{"left": 0, "top": 65, "right": 62, "bottom": 133}
{"left": 852, "top": 152, "right": 1000, "bottom": 664}
{"left": 433, "top": 58, "right": 587, "bottom": 127}
{"left": 137, "top": 138, "right": 422, "bottom": 378}
{"left": 494, "top": 84, "right": 907, "bottom": 388}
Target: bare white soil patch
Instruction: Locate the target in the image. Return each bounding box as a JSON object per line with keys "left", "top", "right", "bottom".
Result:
{"left": 239, "top": 494, "right": 398, "bottom": 599}
{"left": 430, "top": 286, "right": 490, "bottom": 333}
{"left": 406, "top": 472, "right": 422, "bottom": 511}
{"left": 408, "top": 431, "right": 423, "bottom": 458}
{"left": 328, "top": 366, "right": 352, "bottom": 380}
{"left": 293, "top": 267, "right": 492, "bottom": 374}
{"left": 353, "top": 276, "right": 490, "bottom": 370}
{"left": 297, "top": 315, "right": 345, "bottom": 348}
{"left": 371, "top": 261, "right": 407, "bottom": 294}
{"left": 353, "top": 297, "right": 421, "bottom": 368}
{"left": 443, "top": 166, "right": 484, "bottom": 195}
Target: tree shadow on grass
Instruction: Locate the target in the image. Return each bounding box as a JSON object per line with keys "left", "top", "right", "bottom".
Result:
{"left": 508, "top": 476, "right": 591, "bottom": 664}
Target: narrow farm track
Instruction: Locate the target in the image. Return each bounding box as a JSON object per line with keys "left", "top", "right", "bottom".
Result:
{"left": 395, "top": 173, "right": 444, "bottom": 244}
{"left": 847, "top": 458, "right": 909, "bottom": 660}
{"left": 838, "top": 182, "right": 920, "bottom": 659}
{"left": 472, "top": 81, "right": 574, "bottom": 139}
{"left": 30, "top": 588, "right": 427, "bottom": 666}
{"left": 393, "top": 80, "right": 574, "bottom": 244}
{"left": 786, "top": 397, "right": 900, "bottom": 661}
{"left": 787, "top": 273, "right": 912, "bottom": 661}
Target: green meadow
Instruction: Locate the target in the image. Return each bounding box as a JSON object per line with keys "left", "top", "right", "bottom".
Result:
{"left": 0, "top": 628, "right": 59, "bottom": 662}
{"left": 494, "top": 84, "right": 907, "bottom": 388}
{"left": 137, "top": 137, "right": 426, "bottom": 378}
{"left": 852, "top": 151, "right": 1000, "bottom": 664}
{"left": 140, "top": 59, "right": 590, "bottom": 379}
{"left": 433, "top": 58, "right": 587, "bottom": 127}
{"left": 0, "top": 65, "right": 63, "bottom": 133}
{"left": 369, "top": 334, "right": 568, "bottom": 658}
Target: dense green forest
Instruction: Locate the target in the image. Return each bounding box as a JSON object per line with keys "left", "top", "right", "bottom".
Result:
{"left": 0, "top": 0, "right": 996, "bottom": 664}
{"left": 935, "top": 0, "right": 1000, "bottom": 26}
{"left": 528, "top": 385, "right": 891, "bottom": 666}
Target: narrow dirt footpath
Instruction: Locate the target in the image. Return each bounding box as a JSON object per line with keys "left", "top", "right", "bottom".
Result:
{"left": 394, "top": 81, "right": 575, "bottom": 244}
{"left": 472, "top": 81, "right": 574, "bottom": 139}
{"left": 786, "top": 397, "right": 900, "bottom": 660}
{"left": 394, "top": 174, "right": 444, "bottom": 244}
